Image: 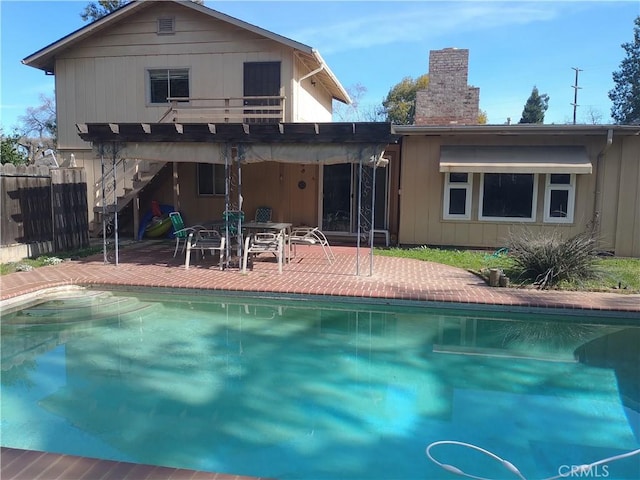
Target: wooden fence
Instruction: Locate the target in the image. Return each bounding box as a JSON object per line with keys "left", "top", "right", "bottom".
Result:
{"left": 0, "top": 164, "right": 89, "bottom": 252}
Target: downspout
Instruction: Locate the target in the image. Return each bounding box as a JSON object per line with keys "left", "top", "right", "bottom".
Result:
{"left": 592, "top": 128, "right": 613, "bottom": 237}
{"left": 297, "top": 65, "right": 325, "bottom": 122}
{"left": 299, "top": 64, "right": 325, "bottom": 83}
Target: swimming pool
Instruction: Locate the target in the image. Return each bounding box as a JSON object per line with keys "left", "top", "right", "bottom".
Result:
{"left": 1, "top": 288, "right": 639, "bottom": 479}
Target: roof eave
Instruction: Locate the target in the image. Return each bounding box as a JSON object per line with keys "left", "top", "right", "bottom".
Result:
{"left": 22, "top": 0, "right": 324, "bottom": 75}
{"left": 311, "top": 50, "right": 351, "bottom": 105}
{"left": 392, "top": 124, "right": 640, "bottom": 136}
{"left": 22, "top": 0, "right": 147, "bottom": 72}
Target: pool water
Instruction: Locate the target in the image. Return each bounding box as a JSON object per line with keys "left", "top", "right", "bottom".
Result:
{"left": 1, "top": 289, "right": 639, "bottom": 479}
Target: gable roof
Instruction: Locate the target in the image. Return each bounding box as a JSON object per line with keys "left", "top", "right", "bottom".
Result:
{"left": 22, "top": 0, "right": 350, "bottom": 104}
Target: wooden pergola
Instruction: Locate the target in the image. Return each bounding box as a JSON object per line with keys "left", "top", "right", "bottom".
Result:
{"left": 77, "top": 122, "right": 399, "bottom": 275}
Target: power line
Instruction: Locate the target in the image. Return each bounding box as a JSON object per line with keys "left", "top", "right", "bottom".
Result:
{"left": 571, "top": 67, "right": 583, "bottom": 125}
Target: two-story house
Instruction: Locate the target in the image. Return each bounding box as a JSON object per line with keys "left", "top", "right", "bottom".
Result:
{"left": 22, "top": 0, "right": 397, "bottom": 243}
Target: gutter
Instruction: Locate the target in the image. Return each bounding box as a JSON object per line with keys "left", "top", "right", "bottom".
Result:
{"left": 311, "top": 49, "right": 352, "bottom": 104}
{"left": 592, "top": 128, "right": 613, "bottom": 236}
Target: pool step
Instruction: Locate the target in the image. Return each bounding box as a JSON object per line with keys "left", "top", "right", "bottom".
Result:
{"left": 1, "top": 294, "right": 162, "bottom": 369}
{"left": 2, "top": 293, "right": 160, "bottom": 328}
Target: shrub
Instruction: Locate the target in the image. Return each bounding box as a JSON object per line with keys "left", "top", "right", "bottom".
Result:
{"left": 507, "top": 228, "right": 601, "bottom": 289}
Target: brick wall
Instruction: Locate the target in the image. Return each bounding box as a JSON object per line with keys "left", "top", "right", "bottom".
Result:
{"left": 414, "top": 48, "right": 480, "bottom": 125}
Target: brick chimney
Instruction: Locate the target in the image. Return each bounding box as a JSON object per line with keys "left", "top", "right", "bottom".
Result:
{"left": 414, "top": 48, "right": 480, "bottom": 125}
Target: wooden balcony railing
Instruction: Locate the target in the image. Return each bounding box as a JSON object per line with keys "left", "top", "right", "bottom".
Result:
{"left": 158, "top": 96, "right": 286, "bottom": 124}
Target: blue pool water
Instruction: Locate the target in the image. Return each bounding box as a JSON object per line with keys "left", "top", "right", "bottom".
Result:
{"left": 1, "top": 289, "right": 639, "bottom": 479}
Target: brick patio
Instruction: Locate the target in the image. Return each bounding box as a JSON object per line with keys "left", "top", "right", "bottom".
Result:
{"left": 1, "top": 240, "right": 639, "bottom": 480}
{"left": 2, "top": 240, "right": 639, "bottom": 312}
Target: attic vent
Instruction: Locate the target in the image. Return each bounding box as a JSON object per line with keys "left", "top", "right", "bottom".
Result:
{"left": 157, "top": 17, "right": 175, "bottom": 34}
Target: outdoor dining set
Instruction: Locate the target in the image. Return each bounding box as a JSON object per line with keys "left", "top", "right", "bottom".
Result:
{"left": 169, "top": 208, "right": 334, "bottom": 274}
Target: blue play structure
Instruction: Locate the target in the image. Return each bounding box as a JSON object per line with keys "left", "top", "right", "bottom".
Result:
{"left": 137, "top": 203, "right": 175, "bottom": 240}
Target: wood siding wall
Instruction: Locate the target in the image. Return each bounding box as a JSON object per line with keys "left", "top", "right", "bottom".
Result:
{"left": 146, "top": 161, "right": 320, "bottom": 229}
{"left": 613, "top": 136, "right": 640, "bottom": 256}
{"left": 293, "top": 55, "right": 333, "bottom": 122}
{"left": 398, "top": 134, "right": 640, "bottom": 257}
{"left": 55, "top": 3, "right": 331, "bottom": 149}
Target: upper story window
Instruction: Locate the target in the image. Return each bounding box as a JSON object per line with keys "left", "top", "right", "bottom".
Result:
{"left": 479, "top": 173, "right": 538, "bottom": 222}
{"left": 544, "top": 173, "right": 575, "bottom": 223}
{"left": 243, "top": 62, "right": 281, "bottom": 124}
{"left": 443, "top": 172, "right": 472, "bottom": 220}
{"left": 148, "top": 68, "right": 189, "bottom": 104}
{"left": 197, "top": 163, "right": 225, "bottom": 196}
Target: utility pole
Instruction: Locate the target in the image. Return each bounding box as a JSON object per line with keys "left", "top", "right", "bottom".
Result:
{"left": 571, "top": 67, "right": 582, "bottom": 125}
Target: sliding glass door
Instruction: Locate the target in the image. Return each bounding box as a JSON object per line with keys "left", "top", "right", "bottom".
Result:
{"left": 321, "top": 164, "right": 388, "bottom": 233}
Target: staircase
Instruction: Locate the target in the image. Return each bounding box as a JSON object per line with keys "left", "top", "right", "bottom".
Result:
{"left": 92, "top": 158, "right": 166, "bottom": 236}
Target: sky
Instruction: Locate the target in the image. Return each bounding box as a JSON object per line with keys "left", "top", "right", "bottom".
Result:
{"left": 1, "top": 0, "right": 639, "bottom": 131}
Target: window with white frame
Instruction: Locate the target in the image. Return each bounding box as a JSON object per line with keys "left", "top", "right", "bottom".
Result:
{"left": 479, "top": 173, "right": 538, "bottom": 222}
{"left": 443, "top": 172, "right": 472, "bottom": 220}
{"left": 197, "top": 163, "right": 225, "bottom": 196}
{"left": 148, "top": 68, "right": 189, "bottom": 104}
{"left": 544, "top": 173, "right": 575, "bottom": 223}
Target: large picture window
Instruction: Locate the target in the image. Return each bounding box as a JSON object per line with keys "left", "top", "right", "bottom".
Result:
{"left": 443, "top": 173, "right": 472, "bottom": 220}
{"left": 544, "top": 174, "right": 575, "bottom": 223}
{"left": 149, "top": 68, "right": 189, "bottom": 104}
{"left": 197, "top": 163, "right": 225, "bottom": 196}
{"left": 479, "top": 173, "right": 537, "bottom": 221}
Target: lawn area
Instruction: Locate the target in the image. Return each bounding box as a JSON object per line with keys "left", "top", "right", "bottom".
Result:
{"left": 0, "top": 246, "right": 103, "bottom": 275}
{"left": 375, "top": 246, "right": 640, "bottom": 293}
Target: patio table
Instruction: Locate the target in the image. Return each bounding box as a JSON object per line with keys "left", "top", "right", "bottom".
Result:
{"left": 242, "top": 222, "right": 292, "bottom": 262}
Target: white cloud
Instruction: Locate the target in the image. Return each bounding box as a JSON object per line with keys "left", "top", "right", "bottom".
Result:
{"left": 288, "top": 2, "right": 565, "bottom": 54}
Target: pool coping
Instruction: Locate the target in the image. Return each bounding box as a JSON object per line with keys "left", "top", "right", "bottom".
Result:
{"left": 3, "top": 283, "right": 639, "bottom": 323}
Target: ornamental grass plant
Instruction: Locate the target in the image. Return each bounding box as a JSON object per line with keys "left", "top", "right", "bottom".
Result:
{"left": 506, "top": 227, "right": 601, "bottom": 289}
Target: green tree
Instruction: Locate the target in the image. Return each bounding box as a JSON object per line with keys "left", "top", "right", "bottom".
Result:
{"left": 609, "top": 16, "right": 640, "bottom": 124}
{"left": 519, "top": 86, "right": 549, "bottom": 124}
{"left": 381, "top": 74, "right": 429, "bottom": 124}
{"left": 81, "top": 0, "right": 129, "bottom": 22}
{"left": 81, "top": 0, "right": 204, "bottom": 22}
{"left": 1, "top": 130, "right": 29, "bottom": 165}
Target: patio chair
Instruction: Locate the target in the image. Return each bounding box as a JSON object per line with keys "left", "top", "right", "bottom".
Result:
{"left": 254, "top": 206, "right": 272, "bottom": 223}
{"left": 185, "top": 229, "right": 226, "bottom": 270}
{"left": 288, "top": 226, "right": 335, "bottom": 264}
{"left": 242, "top": 232, "right": 284, "bottom": 274}
{"left": 169, "top": 212, "right": 205, "bottom": 258}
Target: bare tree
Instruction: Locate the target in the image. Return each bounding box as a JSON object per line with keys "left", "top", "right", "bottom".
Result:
{"left": 583, "top": 107, "right": 604, "bottom": 125}
{"left": 333, "top": 83, "right": 385, "bottom": 122}
{"left": 17, "top": 94, "right": 57, "bottom": 163}
{"left": 19, "top": 93, "right": 56, "bottom": 140}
